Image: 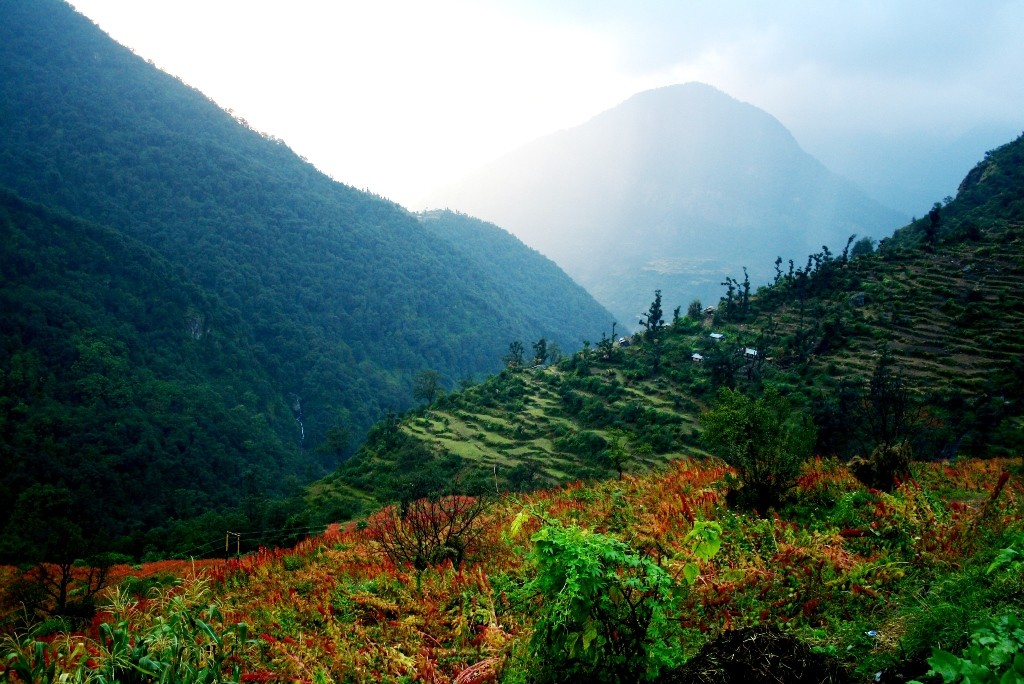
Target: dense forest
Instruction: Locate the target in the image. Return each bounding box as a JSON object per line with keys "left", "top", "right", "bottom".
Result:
{"left": 0, "top": 189, "right": 304, "bottom": 554}
{"left": 0, "top": 0, "right": 613, "bottom": 556}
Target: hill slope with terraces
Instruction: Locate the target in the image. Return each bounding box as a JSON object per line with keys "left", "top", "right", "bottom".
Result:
{"left": 305, "top": 134, "right": 1024, "bottom": 520}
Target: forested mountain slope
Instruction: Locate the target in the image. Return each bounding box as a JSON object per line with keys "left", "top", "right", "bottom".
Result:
{"left": 741, "top": 132, "right": 1024, "bottom": 461}
{"left": 0, "top": 0, "right": 613, "bottom": 554}
{"left": 0, "top": 189, "right": 301, "bottom": 547}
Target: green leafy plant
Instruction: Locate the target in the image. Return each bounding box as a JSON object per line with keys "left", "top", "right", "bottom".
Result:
{"left": 987, "top": 532, "right": 1024, "bottom": 576}
{"left": 1, "top": 579, "right": 249, "bottom": 684}
{"left": 1, "top": 632, "right": 81, "bottom": 683}
{"left": 520, "top": 517, "right": 722, "bottom": 683}
{"left": 912, "top": 612, "right": 1024, "bottom": 684}
{"left": 524, "top": 521, "right": 674, "bottom": 682}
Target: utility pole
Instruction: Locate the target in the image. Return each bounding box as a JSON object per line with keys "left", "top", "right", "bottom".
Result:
{"left": 225, "top": 531, "right": 241, "bottom": 559}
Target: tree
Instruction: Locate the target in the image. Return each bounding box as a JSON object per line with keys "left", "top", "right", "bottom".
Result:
{"left": 850, "top": 236, "right": 875, "bottom": 259}
{"left": 412, "top": 369, "right": 442, "bottom": 404}
{"left": 316, "top": 422, "right": 350, "bottom": 466}
{"left": 843, "top": 346, "right": 922, "bottom": 490}
{"left": 700, "top": 387, "right": 816, "bottom": 510}
{"left": 687, "top": 298, "right": 703, "bottom": 320}
{"left": 860, "top": 345, "right": 917, "bottom": 450}
{"left": 841, "top": 233, "right": 857, "bottom": 264}
{"left": 597, "top": 332, "right": 615, "bottom": 360}
{"left": 719, "top": 277, "right": 737, "bottom": 320}
{"left": 926, "top": 202, "right": 942, "bottom": 245}
{"left": 547, "top": 340, "right": 563, "bottom": 364}
{"left": 639, "top": 290, "right": 664, "bottom": 340}
{"left": 532, "top": 337, "right": 549, "bottom": 366}
{"left": 740, "top": 267, "right": 751, "bottom": 315}
{"left": 365, "top": 495, "right": 492, "bottom": 585}
{"left": 0, "top": 485, "right": 115, "bottom": 618}
{"left": 504, "top": 340, "right": 525, "bottom": 369}
{"left": 706, "top": 342, "right": 739, "bottom": 391}
{"left": 604, "top": 429, "right": 632, "bottom": 479}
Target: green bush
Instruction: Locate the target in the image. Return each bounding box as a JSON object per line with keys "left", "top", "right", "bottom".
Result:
{"left": 700, "top": 387, "right": 816, "bottom": 510}
{"left": 523, "top": 522, "right": 676, "bottom": 682}
{"left": 519, "top": 517, "right": 722, "bottom": 683}
{"left": 553, "top": 431, "right": 608, "bottom": 460}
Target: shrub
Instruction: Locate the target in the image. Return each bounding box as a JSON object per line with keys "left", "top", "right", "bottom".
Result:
{"left": 553, "top": 430, "right": 608, "bottom": 461}
{"left": 848, "top": 441, "right": 913, "bottom": 491}
{"left": 523, "top": 522, "right": 676, "bottom": 682}
{"left": 520, "top": 518, "right": 722, "bottom": 683}
{"left": 364, "top": 495, "right": 492, "bottom": 575}
{"left": 700, "top": 387, "right": 816, "bottom": 510}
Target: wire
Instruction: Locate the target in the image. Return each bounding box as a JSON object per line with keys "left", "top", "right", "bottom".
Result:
{"left": 168, "top": 523, "right": 333, "bottom": 559}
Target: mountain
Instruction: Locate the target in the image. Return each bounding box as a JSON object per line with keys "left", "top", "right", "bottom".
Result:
{"left": 4, "top": 69, "right": 1024, "bottom": 684}
{"left": 416, "top": 209, "right": 613, "bottom": 348}
{"left": 430, "top": 83, "right": 908, "bottom": 324}
{"left": 0, "top": 0, "right": 613, "bottom": 552}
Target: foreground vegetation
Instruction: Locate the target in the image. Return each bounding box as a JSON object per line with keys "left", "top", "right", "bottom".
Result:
{"left": 2, "top": 456, "right": 1022, "bottom": 682}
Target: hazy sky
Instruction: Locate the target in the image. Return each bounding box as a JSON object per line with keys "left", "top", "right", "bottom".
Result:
{"left": 70, "top": 1, "right": 1024, "bottom": 210}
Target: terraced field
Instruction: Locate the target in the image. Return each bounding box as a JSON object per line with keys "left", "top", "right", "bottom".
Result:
{"left": 400, "top": 350, "right": 714, "bottom": 488}
{"left": 759, "top": 224, "right": 1024, "bottom": 391}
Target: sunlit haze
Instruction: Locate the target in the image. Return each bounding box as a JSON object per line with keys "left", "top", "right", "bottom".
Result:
{"left": 70, "top": 0, "right": 1024, "bottom": 211}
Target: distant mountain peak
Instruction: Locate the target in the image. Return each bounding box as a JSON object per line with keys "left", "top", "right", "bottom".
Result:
{"left": 430, "top": 83, "right": 906, "bottom": 323}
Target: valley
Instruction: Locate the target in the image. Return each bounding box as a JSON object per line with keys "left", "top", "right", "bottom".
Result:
{"left": 1, "top": 1, "right": 1023, "bottom": 681}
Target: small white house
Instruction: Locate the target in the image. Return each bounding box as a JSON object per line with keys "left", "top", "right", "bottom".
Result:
{"left": 709, "top": 333, "right": 725, "bottom": 341}
{"left": 744, "top": 347, "right": 758, "bottom": 358}
{"left": 691, "top": 353, "right": 704, "bottom": 363}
